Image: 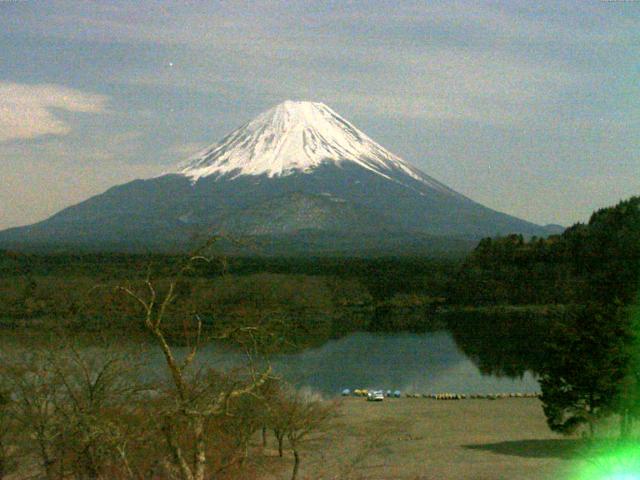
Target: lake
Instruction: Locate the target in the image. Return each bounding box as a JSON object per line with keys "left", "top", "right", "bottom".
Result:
{"left": 0, "top": 326, "right": 542, "bottom": 397}
{"left": 177, "top": 330, "right": 540, "bottom": 396}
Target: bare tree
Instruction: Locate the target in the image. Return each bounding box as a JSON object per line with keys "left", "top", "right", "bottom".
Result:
{"left": 267, "top": 397, "right": 288, "bottom": 458}
{"left": 1, "top": 237, "right": 336, "bottom": 479}
{"left": 0, "top": 339, "right": 147, "bottom": 480}
{"left": 2, "top": 350, "right": 64, "bottom": 480}
{"left": 115, "top": 239, "right": 274, "bottom": 480}
{"left": 268, "top": 387, "right": 335, "bottom": 480}
{"left": 50, "top": 343, "right": 145, "bottom": 479}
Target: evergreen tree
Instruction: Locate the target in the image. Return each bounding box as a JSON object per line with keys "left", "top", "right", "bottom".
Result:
{"left": 618, "top": 294, "right": 640, "bottom": 438}
{"left": 539, "top": 304, "right": 633, "bottom": 436}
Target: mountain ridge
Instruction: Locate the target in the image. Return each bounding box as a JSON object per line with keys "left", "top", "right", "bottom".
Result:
{"left": 0, "top": 100, "right": 560, "bottom": 254}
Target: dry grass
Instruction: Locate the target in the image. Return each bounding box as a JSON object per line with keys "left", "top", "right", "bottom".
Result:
{"left": 259, "top": 398, "right": 586, "bottom": 480}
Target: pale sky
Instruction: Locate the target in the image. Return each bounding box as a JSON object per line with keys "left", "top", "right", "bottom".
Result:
{"left": 1, "top": 0, "right": 638, "bottom": 230}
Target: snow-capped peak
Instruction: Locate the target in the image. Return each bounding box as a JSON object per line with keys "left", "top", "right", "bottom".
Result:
{"left": 175, "top": 100, "right": 454, "bottom": 195}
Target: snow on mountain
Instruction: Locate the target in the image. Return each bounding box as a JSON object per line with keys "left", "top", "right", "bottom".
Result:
{"left": 175, "top": 100, "right": 454, "bottom": 195}
{"left": 0, "top": 99, "right": 552, "bottom": 253}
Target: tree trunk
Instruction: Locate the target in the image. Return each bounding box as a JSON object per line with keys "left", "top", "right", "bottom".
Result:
{"left": 162, "top": 422, "right": 195, "bottom": 480}
{"left": 78, "top": 444, "right": 102, "bottom": 480}
{"left": 193, "top": 417, "right": 207, "bottom": 480}
{"left": 291, "top": 449, "right": 300, "bottom": 480}
{"left": 37, "top": 439, "right": 55, "bottom": 480}
{"left": 238, "top": 441, "right": 248, "bottom": 467}
{"left": 43, "top": 459, "right": 56, "bottom": 480}
{"left": 275, "top": 430, "right": 284, "bottom": 457}
{"left": 262, "top": 425, "right": 267, "bottom": 448}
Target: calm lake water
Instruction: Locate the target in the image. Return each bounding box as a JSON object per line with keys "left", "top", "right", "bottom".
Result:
{"left": 177, "top": 331, "right": 540, "bottom": 396}
{"left": 1, "top": 329, "right": 540, "bottom": 397}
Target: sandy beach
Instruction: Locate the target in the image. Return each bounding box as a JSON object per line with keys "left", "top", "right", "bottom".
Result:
{"left": 259, "top": 397, "right": 591, "bottom": 480}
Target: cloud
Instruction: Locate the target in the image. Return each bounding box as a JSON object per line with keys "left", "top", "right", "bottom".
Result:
{"left": 37, "top": 3, "right": 588, "bottom": 127}
{"left": 1, "top": 1, "right": 637, "bottom": 227}
{"left": 0, "top": 138, "right": 159, "bottom": 230}
{"left": 0, "top": 82, "right": 108, "bottom": 142}
{"left": 4, "top": 2, "right": 626, "bottom": 129}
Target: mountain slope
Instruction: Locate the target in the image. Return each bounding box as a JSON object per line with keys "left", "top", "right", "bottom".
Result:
{"left": 0, "top": 100, "right": 556, "bottom": 254}
{"left": 176, "top": 100, "right": 458, "bottom": 195}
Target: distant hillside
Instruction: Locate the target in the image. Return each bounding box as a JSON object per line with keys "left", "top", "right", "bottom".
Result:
{"left": 449, "top": 196, "right": 640, "bottom": 306}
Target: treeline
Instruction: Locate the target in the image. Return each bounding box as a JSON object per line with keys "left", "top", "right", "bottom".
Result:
{"left": 449, "top": 196, "right": 640, "bottom": 307}
{"left": 0, "top": 253, "right": 458, "bottom": 301}
{"left": 4, "top": 196, "right": 638, "bottom": 314}
{"left": 450, "top": 197, "right": 640, "bottom": 437}
{"left": 0, "top": 272, "right": 448, "bottom": 351}
{"left": 0, "top": 253, "right": 455, "bottom": 346}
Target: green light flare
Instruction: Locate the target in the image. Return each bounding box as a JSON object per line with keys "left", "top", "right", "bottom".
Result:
{"left": 571, "top": 443, "right": 640, "bottom": 480}
{"left": 569, "top": 294, "right": 640, "bottom": 480}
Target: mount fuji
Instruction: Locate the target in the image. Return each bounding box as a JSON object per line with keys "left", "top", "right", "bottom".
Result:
{"left": 0, "top": 101, "right": 559, "bottom": 254}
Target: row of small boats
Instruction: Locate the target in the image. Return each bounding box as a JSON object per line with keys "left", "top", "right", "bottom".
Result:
{"left": 341, "top": 389, "right": 541, "bottom": 399}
